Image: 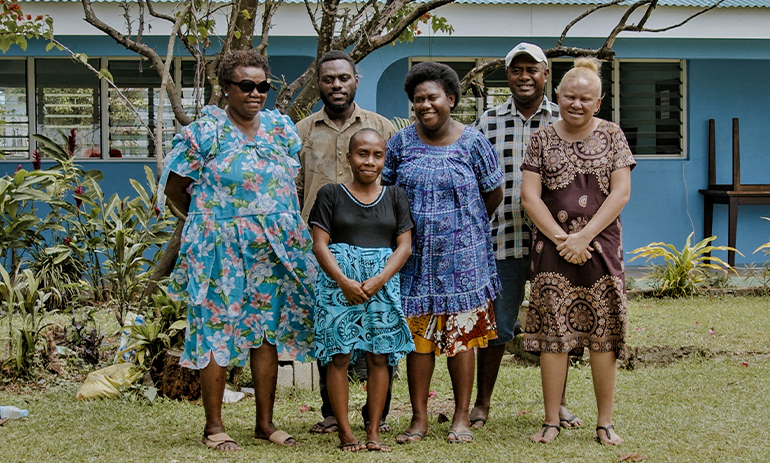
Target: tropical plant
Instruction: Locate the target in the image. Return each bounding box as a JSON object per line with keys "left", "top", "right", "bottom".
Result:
{"left": 754, "top": 217, "right": 770, "bottom": 257}
{"left": 0, "top": 167, "right": 60, "bottom": 270}
{"left": 0, "top": 267, "right": 59, "bottom": 376}
{"left": 629, "top": 232, "right": 742, "bottom": 298}
{"left": 746, "top": 217, "right": 770, "bottom": 293}
{"left": 32, "top": 134, "right": 173, "bottom": 320}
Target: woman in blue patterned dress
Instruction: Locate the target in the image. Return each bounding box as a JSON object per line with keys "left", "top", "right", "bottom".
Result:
{"left": 383, "top": 62, "right": 504, "bottom": 444}
{"left": 160, "top": 50, "right": 316, "bottom": 451}
{"left": 310, "top": 129, "right": 415, "bottom": 452}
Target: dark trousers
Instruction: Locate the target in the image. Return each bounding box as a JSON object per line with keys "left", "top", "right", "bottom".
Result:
{"left": 318, "top": 355, "right": 394, "bottom": 421}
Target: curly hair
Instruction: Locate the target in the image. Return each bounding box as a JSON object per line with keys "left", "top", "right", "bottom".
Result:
{"left": 403, "top": 62, "right": 461, "bottom": 109}
{"left": 316, "top": 50, "right": 357, "bottom": 77}
{"left": 217, "top": 50, "right": 270, "bottom": 84}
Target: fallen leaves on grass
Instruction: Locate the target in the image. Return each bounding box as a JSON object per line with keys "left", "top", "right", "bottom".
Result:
{"left": 618, "top": 453, "right": 648, "bottom": 461}
{"left": 741, "top": 361, "right": 749, "bottom": 367}
{"left": 709, "top": 328, "right": 716, "bottom": 336}
{"left": 299, "top": 404, "right": 310, "bottom": 413}
{"left": 437, "top": 413, "right": 449, "bottom": 423}
{"left": 517, "top": 410, "right": 531, "bottom": 416}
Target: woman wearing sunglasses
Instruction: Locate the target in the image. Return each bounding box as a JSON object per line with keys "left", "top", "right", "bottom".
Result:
{"left": 160, "top": 50, "right": 317, "bottom": 451}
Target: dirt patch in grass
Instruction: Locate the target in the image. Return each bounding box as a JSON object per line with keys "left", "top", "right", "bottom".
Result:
{"left": 504, "top": 335, "right": 725, "bottom": 370}
{"left": 622, "top": 345, "right": 713, "bottom": 369}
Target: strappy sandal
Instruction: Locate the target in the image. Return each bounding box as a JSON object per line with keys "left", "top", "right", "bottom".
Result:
{"left": 339, "top": 440, "right": 364, "bottom": 452}
{"left": 560, "top": 414, "right": 581, "bottom": 428}
{"left": 446, "top": 430, "right": 473, "bottom": 443}
{"left": 596, "top": 424, "right": 618, "bottom": 445}
{"left": 535, "top": 423, "right": 560, "bottom": 442}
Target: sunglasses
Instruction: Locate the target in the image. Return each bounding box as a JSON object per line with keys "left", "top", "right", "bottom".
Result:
{"left": 226, "top": 79, "right": 271, "bottom": 94}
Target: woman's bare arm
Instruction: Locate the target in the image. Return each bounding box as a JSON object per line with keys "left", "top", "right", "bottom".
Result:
{"left": 164, "top": 172, "right": 193, "bottom": 217}
{"left": 312, "top": 226, "right": 369, "bottom": 305}
{"left": 362, "top": 230, "right": 412, "bottom": 298}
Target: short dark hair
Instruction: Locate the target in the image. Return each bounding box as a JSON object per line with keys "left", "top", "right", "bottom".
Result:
{"left": 316, "top": 50, "right": 357, "bottom": 77}
{"left": 217, "top": 50, "right": 270, "bottom": 84}
{"left": 403, "top": 62, "right": 461, "bottom": 109}
{"left": 348, "top": 128, "right": 385, "bottom": 154}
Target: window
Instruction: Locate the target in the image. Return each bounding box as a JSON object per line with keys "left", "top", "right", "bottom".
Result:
{"left": 550, "top": 59, "right": 685, "bottom": 158}
{"left": 0, "top": 60, "right": 28, "bottom": 158}
{"left": 180, "top": 59, "right": 213, "bottom": 118}
{"left": 618, "top": 61, "right": 684, "bottom": 157}
{"left": 109, "top": 60, "right": 176, "bottom": 158}
{"left": 36, "top": 58, "right": 101, "bottom": 158}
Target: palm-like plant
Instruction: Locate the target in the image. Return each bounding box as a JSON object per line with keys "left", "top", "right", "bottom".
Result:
{"left": 629, "top": 232, "right": 742, "bottom": 298}
{"left": 754, "top": 217, "right": 770, "bottom": 256}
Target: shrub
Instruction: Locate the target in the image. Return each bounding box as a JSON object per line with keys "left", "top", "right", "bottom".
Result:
{"left": 629, "top": 232, "right": 741, "bottom": 298}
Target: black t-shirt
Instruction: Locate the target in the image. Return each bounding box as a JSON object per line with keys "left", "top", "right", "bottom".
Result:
{"left": 309, "top": 184, "right": 413, "bottom": 248}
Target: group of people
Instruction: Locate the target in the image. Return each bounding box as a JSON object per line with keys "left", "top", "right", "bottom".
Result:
{"left": 159, "top": 41, "right": 634, "bottom": 453}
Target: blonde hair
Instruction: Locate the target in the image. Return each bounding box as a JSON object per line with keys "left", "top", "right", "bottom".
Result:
{"left": 556, "top": 57, "right": 602, "bottom": 97}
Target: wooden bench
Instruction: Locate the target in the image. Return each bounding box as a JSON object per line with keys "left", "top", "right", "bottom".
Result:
{"left": 699, "top": 118, "right": 770, "bottom": 266}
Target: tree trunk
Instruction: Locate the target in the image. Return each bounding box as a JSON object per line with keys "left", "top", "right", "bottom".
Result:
{"left": 159, "top": 348, "right": 201, "bottom": 400}
{"left": 142, "top": 218, "right": 184, "bottom": 300}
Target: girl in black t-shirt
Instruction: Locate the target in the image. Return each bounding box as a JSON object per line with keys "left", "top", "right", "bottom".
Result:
{"left": 309, "top": 129, "right": 415, "bottom": 452}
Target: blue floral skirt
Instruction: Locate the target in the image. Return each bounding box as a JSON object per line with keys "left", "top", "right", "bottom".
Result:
{"left": 314, "top": 243, "right": 415, "bottom": 366}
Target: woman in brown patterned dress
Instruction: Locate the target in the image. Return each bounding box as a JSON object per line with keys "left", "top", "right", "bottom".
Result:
{"left": 520, "top": 57, "right": 635, "bottom": 445}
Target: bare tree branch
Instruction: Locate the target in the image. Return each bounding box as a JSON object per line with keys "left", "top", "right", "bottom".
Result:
{"left": 303, "top": 0, "right": 321, "bottom": 34}
{"left": 349, "top": 0, "right": 455, "bottom": 58}
{"left": 136, "top": 0, "right": 145, "bottom": 44}
{"left": 48, "top": 38, "right": 157, "bottom": 143}
{"left": 556, "top": 0, "right": 624, "bottom": 48}
{"left": 602, "top": 0, "right": 651, "bottom": 50}
{"left": 461, "top": 0, "right": 723, "bottom": 94}
{"left": 81, "top": 0, "right": 191, "bottom": 125}
{"left": 255, "top": 0, "right": 284, "bottom": 55}
{"left": 145, "top": 0, "right": 175, "bottom": 22}
{"left": 155, "top": 1, "right": 192, "bottom": 167}
{"left": 635, "top": 0, "right": 658, "bottom": 29}
{"left": 641, "top": 0, "right": 725, "bottom": 32}
{"left": 459, "top": 59, "right": 503, "bottom": 95}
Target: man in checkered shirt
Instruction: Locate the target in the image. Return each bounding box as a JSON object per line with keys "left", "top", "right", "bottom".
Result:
{"left": 469, "top": 42, "right": 581, "bottom": 430}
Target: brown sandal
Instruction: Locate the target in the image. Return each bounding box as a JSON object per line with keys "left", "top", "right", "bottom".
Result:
{"left": 201, "top": 432, "right": 240, "bottom": 451}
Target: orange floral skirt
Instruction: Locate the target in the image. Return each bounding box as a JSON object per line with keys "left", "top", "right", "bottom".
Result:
{"left": 407, "top": 301, "right": 497, "bottom": 357}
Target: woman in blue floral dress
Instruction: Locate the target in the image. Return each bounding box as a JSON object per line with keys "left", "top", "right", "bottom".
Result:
{"left": 160, "top": 50, "right": 316, "bottom": 451}
{"left": 383, "top": 62, "right": 504, "bottom": 444}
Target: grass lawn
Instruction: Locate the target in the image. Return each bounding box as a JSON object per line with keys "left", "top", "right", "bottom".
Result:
{"left": 2, "top": 295, "right": 769, "bottom": 463}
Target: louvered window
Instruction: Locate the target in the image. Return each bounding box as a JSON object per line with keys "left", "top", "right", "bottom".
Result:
{"left": 0, "top": 60, "right": 27, "bottom": 158}
{"left": 618, "top": 60, "right": 684, "bottom": 157}
{"left": 108, "top": 60, "right": 176, "bottom": 159}
{"left": 35, "top": 58, "right": 101, "bottom": 158}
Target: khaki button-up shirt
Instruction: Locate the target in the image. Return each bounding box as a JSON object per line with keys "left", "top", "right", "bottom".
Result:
{"left": 296, "top": 103, "right": 396, "bottom": 221}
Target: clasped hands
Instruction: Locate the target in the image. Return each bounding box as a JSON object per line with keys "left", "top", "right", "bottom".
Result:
{"left": 554, "top": 232, "right": 594, "bottom": 265}
{"left": 339, "top": 276, "right": 384, "bottom": 306}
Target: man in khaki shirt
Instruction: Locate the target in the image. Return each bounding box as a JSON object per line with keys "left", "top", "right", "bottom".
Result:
{"left": 296, "top": 51, "right": 395, "bottom": 222}
{"left": 296, "top": 50, "right": 396, "bottom": 435}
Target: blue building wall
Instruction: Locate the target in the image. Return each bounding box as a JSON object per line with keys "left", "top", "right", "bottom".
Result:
{"left": 3, "top": 36, "right": 770, "bottom": 264}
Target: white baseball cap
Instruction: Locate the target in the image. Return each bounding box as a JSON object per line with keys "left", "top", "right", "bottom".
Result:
{"left": 505, "top": 42, "right": 547, "bottom": 68}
